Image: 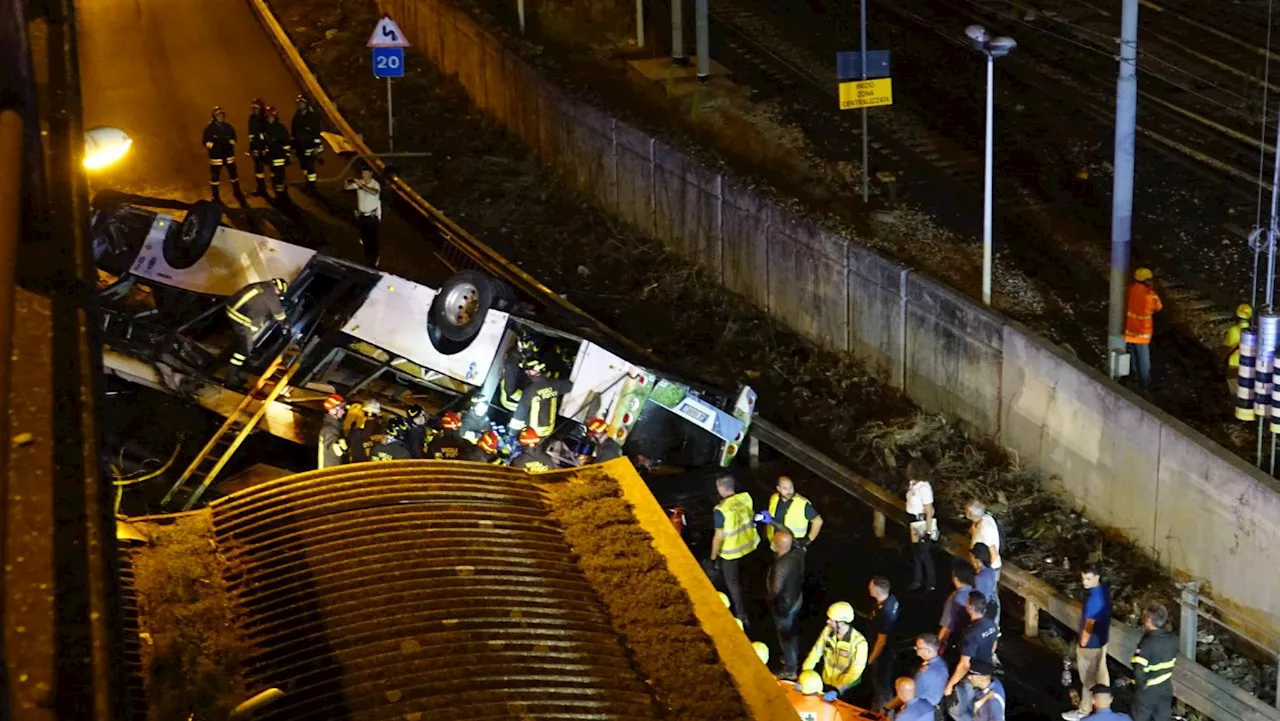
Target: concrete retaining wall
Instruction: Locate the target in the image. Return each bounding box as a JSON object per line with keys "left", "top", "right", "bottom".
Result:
{"left": 378, "top": 0, "right": 1280, "bottom": 637}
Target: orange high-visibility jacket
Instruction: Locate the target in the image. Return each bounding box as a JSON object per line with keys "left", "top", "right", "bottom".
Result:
{"left": 1124, "top": 282, "right": 1163, "bottom": 344}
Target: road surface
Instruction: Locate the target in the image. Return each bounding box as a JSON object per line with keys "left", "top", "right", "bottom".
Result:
{"left": 76, "top": 0, "right": 447, "bottom": 283}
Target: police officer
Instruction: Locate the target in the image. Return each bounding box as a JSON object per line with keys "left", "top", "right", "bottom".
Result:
{"left": 1130, "top": 603, "right": 1177, "bottom": 721}
{"left": 709, "top": 474, "right": 758, "bottom": 626}
{"left": 427, "top": 411, "right": 485, "bottom": 461}
{"left": 582, "top": 416, "right": 624, "bottom": 464}
{"left": 262, "top": 106, "right": 293, "bottom": 196}
{"left": 968, "top": 660, "right": 1006, "bottom": 721}
{"left": 318, "top": 393, "right": 349, "bottom": 468}
{"left": 224, "top": 278, "right": 289, "bottom": 380}
{"left": 203, "top": 107, "right": 240, "bottom": 201}
{"left": 760, "top": 475, "right": 823, "bottom": 552}
{"left": 866, "top": 576, "right": 901, "bottom": 711}
{"left": 508, "top": 357, "right": 571, "bottom": 440}
{"left": 247, "top": 99, "right": 270, "bottom": 196}
{"left": 511, "top": 427, "right": 558, "bottom": 471}
{"left": 292, "top": 94, "right": 324, "bottom": 195}
{"left": 1082, "top": 686, "right": 1132, "bottom": 721}
{"left": 802, "top": 601, "right": 869, "bottom": 701}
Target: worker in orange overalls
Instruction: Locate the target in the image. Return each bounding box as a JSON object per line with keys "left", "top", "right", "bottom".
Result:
{"left": 1124, "top": 267, "right": 1163, "bottom": 389}
{"left": 775, "top": 670, "right": 857, "bottom": 721}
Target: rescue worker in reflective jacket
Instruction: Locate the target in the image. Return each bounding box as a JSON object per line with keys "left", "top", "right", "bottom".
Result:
{"left": 318, "top": 393, "right": 349, "bottom": 468}
{"left": 247, "top": 99, "right": 270, "bottom": 196}
{"left": 427, "top": 411, "right": 485, "bottom": 462}
{"left": 1130, "top": 603, "right": 1177, "bottom": 721}
{"left": 476, "top": 430, "right": 505, "bottom": 464}
{"left": 203, "top": 107, "right": 240, "bottom": 201}
{"left": 803, "top": 601, "right": 869, "bottom": 700}
{"left": 291, "top": 94, "right": 324, "bottom": 195}
{"left": 581, "top": 416, "right": 624, "bottom": 464}
{"left": 709, "top": 474, "right": 758, "bottom": 626}
{"left": 262, "top": 106, "right": 293, "bottom": 195}
{"left": 498, "top": 333, "right": 540, "bottom": 413}
{"left": 511, "top": 427, "right": 558, "bottom": 472}
{"left": 371, "top": 415, "right": 413, "bottom": 461}
{"left": 1223, "top": 303, "right": 1252, "bottom": 395}
{"left": 224, "top": 278, "right": 288, "bottom": 379}
{"left": 1123, "top": 267, "right": 1163, "bottom": 390}
{"left": 508, "top": 357, "right": 571, "bottom": 440}
{"left": 344, "top": 399, "right": 383, "bottom": 463}
{"left": 759, "top": 475, "right": 823, "bottom": 552}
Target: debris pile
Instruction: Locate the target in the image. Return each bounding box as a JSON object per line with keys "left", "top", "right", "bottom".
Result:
{"left": 130, "top": 514, "right": 250, "bottom": 720}
{"left": 547, "top": 468, "right": 751, "bottom": 720}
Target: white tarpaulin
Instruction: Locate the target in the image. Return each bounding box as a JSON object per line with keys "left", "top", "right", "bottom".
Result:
{"left": 129, "top": 221, "right": 316, "bottom": 297}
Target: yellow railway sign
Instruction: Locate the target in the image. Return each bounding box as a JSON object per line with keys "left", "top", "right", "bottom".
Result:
{"left": 839, "top": 78, "right": 893, "bottom": 110}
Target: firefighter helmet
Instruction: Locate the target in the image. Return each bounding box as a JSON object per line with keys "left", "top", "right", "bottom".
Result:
{"left": 296, "top": 93, "right": 312, "bottom": 106}
{"left": 586, "top": 417, "right": 608, "bottom": 435}
{"left": 406, "top": 404, "right": 426, "bottom": 422}
{"left": 323, "top": 394, "right": 345, "bottom": 412}
{"left": 518, "top": 356, "right": 547, "bottom": 373}
{"left": 271, "top": 278, "right": 289, "bottom": 295}
{"left": 752, "top": 641, "right": 770, "bottom": 665}
{"left": 477, "top": 430, "right": 501, "bottom": 454}
{"left": 440, "top": 411, "right": 463, "bottom": 430}
{"left": 383, "top": 417, "right": 410, "bottom": 442}
{"left": 827, "top": 601, "right": 855, "bottom": 624}
{"left": 798, "top": 670, "right": 824, "bottom": 696}
{"left": 1238, "top": 303, "right": 1254, "bottom": 321}
{"left": 1133, "top": 267, "right": 1153, "bottom": 282}
{"left": 211, "top": 106, "right": 225, "bottom": 119}
{"left": 363, "top": 399, "right": 382, "bottom": 415}
{"left": 265, "top": 106, "right": 279, "bottom": 120}
{"left": 518, "top": 427, "right": 541, "bottom": 447}
{"left": 251, "top": 98, "right": 265, "bottom": 112}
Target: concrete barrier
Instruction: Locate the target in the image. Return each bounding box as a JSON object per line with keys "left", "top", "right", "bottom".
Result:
{"left": 376, "top": 0, "right": 1280, "bottom": 639}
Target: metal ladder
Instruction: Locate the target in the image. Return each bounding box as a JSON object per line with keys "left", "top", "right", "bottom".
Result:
{"left": 160, "top": 344, "right": 302, "bottom": 511}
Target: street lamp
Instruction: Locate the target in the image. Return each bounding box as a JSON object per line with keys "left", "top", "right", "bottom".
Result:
{"left": 83, "top": 126, "right": 132, "bottom": 171}
{"left": 965, "top": 25, "right": 1015, "bottom": 307}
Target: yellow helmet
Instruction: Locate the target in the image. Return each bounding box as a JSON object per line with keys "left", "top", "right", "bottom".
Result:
{"left": 798, "top": 670, "right": 824, "bottom": 695}
{"left": 827, "top": 601, "right": 855, "bottom": 624}
{"left": 718, "top": 592, "right": 731, "bottom": 609}
{"left": 1133, "top": 267, "right": 1153, "bottom": 282}
{"left": 752, "top": 641, "right": 770, "bottom": 665}
{"left": 1238, "top": 303, "right": 1254, "bottom": 321}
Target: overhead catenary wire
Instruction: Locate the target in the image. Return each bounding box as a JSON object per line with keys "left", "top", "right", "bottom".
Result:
{"left": 1254, "top": 0, "right": 1276, "bottom": 316}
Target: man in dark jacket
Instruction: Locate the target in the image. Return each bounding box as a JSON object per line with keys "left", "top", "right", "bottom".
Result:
{"left": 768, "top": 529, "right": 806, "bottom": 680}
{"left": 247, "top": 99, "right": 270, "bottom": 196}
{"left": 291, "top": 94, "right": 324, "bottom": 195}
{"left": 203, "top": 107, "right": 240, "bottom": 201}
{"left": 403, "top": 405, "right": 429, "bottom": 459}
{"left": 1130, "top": 603, "right": 1177, "bottom": 721}
{"left": 262, "top": 106, "right": 292, "bottom": 196}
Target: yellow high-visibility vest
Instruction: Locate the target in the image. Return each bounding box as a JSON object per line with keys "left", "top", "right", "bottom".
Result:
{"left": 803, "top": 625, "right": 868, "bottom": 691}
{"left": 767, "top": 493, "right": 813, "bottom": 548}
{"left": 716, "top": 492, "right": 759, "bottom": 560}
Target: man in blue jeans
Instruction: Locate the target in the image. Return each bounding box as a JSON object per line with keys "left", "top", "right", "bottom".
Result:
{"left": 767, "top": 529, "right": 805, "bottom": 679}
{"left": 1063, "top": 563, "right": 1112, "bottom": 720}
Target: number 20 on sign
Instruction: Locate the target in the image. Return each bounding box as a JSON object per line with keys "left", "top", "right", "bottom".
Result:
{"left": 838, "top": 78, "right": 893, "bottom": 110}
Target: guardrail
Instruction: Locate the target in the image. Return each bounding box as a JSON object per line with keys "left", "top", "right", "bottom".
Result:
{"left": 244, "top": 3, "right": 1276, "bottom": 720}
{"left": 749, "top": 418, "right": 1280, "bottom": 721}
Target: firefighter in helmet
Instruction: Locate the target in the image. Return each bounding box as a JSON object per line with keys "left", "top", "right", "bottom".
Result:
{"left": 292, "top": 94, "right": 324, "bottom": 195}
{"left": 427, "top": 411, "right": 485, "bottom": 462}
{"left": 1224, "top": 303, "right": 1253, "bottom": 394}
{"left": 498, "top": 333, "right": 540, "bottom": 412}
{"left": 511, "top": 427, "right": 558, "bottom": 472}
{"left": 508, "top": 355, "right": 571, "bottom": 440}
{"left": 247, "top": 99, "right": 270, "bottom": 196}
{"left": 262, "top": 106, "right": 293, "bottom": 195}
{"left": 476, "top": 430, "right": 505, "bottom": 464}
{"left": 371, "top": 415, "right": 413, "bottom": 461}
{"left": 581, "top": 416, "right": 624, "bottom": 464}
{"left": 224, "top": 277, "right": 289, "bottom": 382}
{"left": 203, "top": 106, "right": 240, "bottom": 201}
{"left": 318, "top": 394, "right": 349, "bottom": 469}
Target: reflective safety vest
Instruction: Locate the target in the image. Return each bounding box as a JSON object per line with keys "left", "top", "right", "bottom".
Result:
{"left": 1225, "top": 320, "right": 1248, "bottom": 371}
{"left": 510, "top": 379, "right": 566, "bottom": 439}
{"left": 1124, "top": 281, "right": 1162, "bottom": 344}
{"left": 715, "top": 492, "right": 759, "bottom": 561}
{"left": 225, "top": 281, "right": 286, "bottom": 334}
{"left": 803, "top": 625, "right": 868, "bottom": 692}
{"left": 767, "top": 493, "right": 813, "bottom": 548}
{"left": 1132, "top": 630, "right": 1178, "bottom": 692}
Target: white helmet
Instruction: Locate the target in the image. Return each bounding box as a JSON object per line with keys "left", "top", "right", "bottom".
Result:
{"left": 363, "top": 399, "right": 382, "bottom": 415}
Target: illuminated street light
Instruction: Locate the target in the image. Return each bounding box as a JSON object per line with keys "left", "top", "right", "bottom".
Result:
{"left": 964, "top": 25, "right": 1015, "bottom": 307}
{"left": 83, "top": 126, "right": 132, "bottom": 171}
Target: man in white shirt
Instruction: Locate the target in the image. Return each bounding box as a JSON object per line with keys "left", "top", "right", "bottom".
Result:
{"left": 905, "top": 459, "right": 938, "bottom": 592}
{"left": 966, "top": 500, "right": 1002, "bottom": 584}
{"left": 344, "top": 166, "right": 382, "bottom": 267}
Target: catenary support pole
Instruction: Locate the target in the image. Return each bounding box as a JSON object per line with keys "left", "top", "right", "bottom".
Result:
{"left": 518, "top": 0, "right": 525, "bottom": 33}
{"left": 696, "top": 0, "right": 709, "bottom": 80}
{"left": 386, "top": 78, "right": 394, "bottom": 152}
{"left": 982, "top": 54, "right": 994, "bottom": 306}
{"left": 1265, "top": 109, "right": 1280, "bottom": 309}
{"left": 860, "top": 0, "right": 869, "bottom": 202}
{"left": 672, "top": 0, "right": 685, "bottom": 64}
{"left": 636, "top": 0, "right": 644, "bottom": 46}
{"left": 1107, "top": 0, "right": 1139, "bottom": 377}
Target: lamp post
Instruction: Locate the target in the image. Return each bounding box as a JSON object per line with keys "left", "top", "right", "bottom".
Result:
{"left": 965, "top": 25, "right": 1015, "bottom": 307}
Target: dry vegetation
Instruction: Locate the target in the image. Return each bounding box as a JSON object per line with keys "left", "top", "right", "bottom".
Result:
{"left": 131, "top": 514, "right": 250, "bottom": 721}
{"left": 271, "top": 0, "right": 1276, "bottom": 706}
{"left": 547, "top": 468, "right": 750, "bottom": 720}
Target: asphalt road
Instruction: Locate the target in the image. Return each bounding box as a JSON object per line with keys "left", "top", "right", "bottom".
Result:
{"left": 76, "top": 0, "right": 448, "bottom": 284}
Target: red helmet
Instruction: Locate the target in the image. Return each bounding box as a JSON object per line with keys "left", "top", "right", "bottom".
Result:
{"left": 440, "top": 411, "right": 463, "bottom": 430}
{"left": 265, "top": 106, "right": 279, "bottom": 120}
{"left": 251, "top": 98, "right": 265, "bottom": 111}
{"left": 586, "top": 417, "right": 608, "bottom": 435}
{"left": 323, "top": 394, "right": 345, "bottom": 412}
{"left": 518, "top": 427, "right": 541, "bottom": 447}
{"left": 477, "top": 431, "right": 500, "bottom": 454}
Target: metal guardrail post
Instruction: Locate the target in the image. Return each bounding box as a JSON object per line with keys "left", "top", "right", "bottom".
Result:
{"left": 748, "top": 435, "right": 759, "bottom": 469}
{"left": 1180, "top": 582, "right": 1200, "bottom": 662}
{"left": 1024, "top": 599, "right": 1040, "bottom": 638}
{"left": 872, "top": 509, "right": 885, "bottom": 538}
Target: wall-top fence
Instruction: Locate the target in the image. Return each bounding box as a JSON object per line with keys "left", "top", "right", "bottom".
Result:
{"left": 380, "top": 0, "right": 1280, "bottom": 644}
